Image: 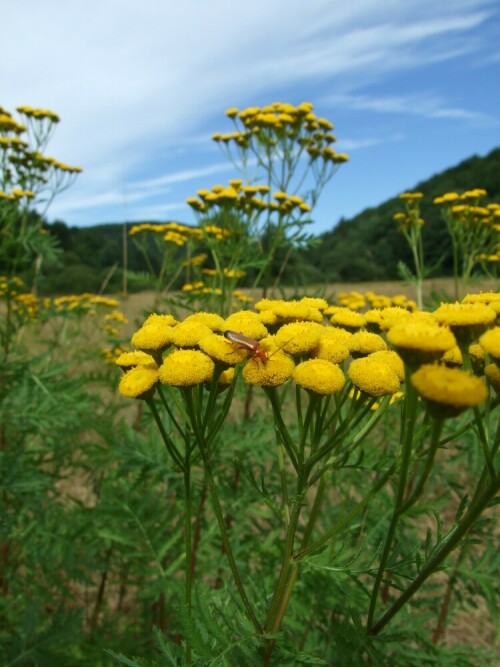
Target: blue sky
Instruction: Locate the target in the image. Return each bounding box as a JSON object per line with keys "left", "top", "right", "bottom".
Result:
{"left": 2, "top": 0, "right": 499, "bottom": 235}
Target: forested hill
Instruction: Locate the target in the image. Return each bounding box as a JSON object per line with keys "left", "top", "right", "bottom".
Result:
{"left": 43, "top": 147, "right": 500, "bottom": 293}
{"left": 303, "top": 147, "right": 500, "bottom": 282}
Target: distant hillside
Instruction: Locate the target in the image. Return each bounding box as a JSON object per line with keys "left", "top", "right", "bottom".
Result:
{"left": 42, "top": 147, "right": 500, "bottom": 293}
{"left": 304, "top": 147, "right": 500, "bottom": 282}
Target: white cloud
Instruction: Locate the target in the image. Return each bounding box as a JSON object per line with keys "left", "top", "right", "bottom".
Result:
{"left": 1, "top": 0, "right": 497, "bottom": 225}
{"left": 337, "top": 134, "right": 404, "bottom": 151}
{"left": 326, "top": 92, "right": 493, "bottom": 122}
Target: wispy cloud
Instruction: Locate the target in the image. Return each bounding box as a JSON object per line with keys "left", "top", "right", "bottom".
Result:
{"left": 132, "top": 162, "right": 233, "bottom": 191}
{"left": 326, "top": 92, "right": 493, "bottom": 123}
{"left": 1, "top": 0, "right": 498, "bottom": 226}
{"left": 337, "top": 134, "right": 404, "bottom": 151}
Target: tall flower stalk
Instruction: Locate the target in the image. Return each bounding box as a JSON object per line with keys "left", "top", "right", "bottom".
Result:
{"left": 117, "top": 293, "right": 499, "bottom": 663}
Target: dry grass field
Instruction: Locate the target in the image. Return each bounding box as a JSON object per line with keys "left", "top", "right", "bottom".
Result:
{"left": 117, "top": 278, "right": 499, "bottom": 336}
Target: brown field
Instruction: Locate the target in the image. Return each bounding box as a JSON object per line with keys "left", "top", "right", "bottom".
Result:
{"left": 117, "top": 278, "right": 499, "bottom": 336}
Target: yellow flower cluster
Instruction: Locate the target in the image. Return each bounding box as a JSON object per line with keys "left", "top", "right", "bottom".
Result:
{"left": 0, "top": 275, "right": 24, "bottom": 296}
{"left": 30, "top": 151, "right": 82, "bottom": 173}
{"left": 411, "top": 364, "right": 488, "bottom": 418}
{"left": 332, "top": 291, "right": 416, "bottom": 312}
{"left": 0, "top": 136, "right": 28, "bottom": 151}
{"left": 0, "top": 113, "right": 26, "bottom": 134}
{"left": 186, "top": 180, "right": 311, "bottom": 217}
{"left": 212, "top": 102, "right": 349, "bottom": 165}
{"left": 0, "top": 189, "right": 35, "bottom": 201}
{"left": 202, "top": 267, "right": 246, "bottom": 279}
{"left": 102, "top": 345, "right": 128, "bottom": 365}
{"left": 129, "top": 222, "right": 201, "bottom": 246}
{"left": 434, "top": 189, "right": 487, "bottom": 206}
{"left": 16, "top": 106, "right": 60, "bottom": 123}
{"left": 118, "top": 292, "right": 498, "bottom": 406}
{"left": 183, "top": 253, "right": 208, "bottom": 267}
{"left": 181, "top": 281, "right": 222, "bottom": 295}
{"left": 434, "top": 190, "right": 498, "bottom": 257}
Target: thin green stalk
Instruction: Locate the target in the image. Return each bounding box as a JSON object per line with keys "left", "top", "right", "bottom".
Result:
{"left": 300, "top": 393, "right": 319, "bottom": 457}
{"left": 400, "top": 418, "right": 443, "bottom": 512}
{"left": 297, "top": 464, "right": 395, "bottom": 561}
{"left": 146, "top": 398, "right": 184, "bottom": 470}
{"left": 473, "top": 405, "right": 496, "bottom": 480}
{"left": 370, "top": 475, "right": 500, "bottom": 635}
{"left": 183, "top": 460, "right": 193, "bottom": 664}
{"left": 183, "top": 389, "right": 262, "bottom": 634}
{"left": 275, "top": 438, "right": 290, "bottom": 525}
{"left": 263, "top": 472, "right": 307, "bottom": 664}
{"left": 157, "top": 385, "right": 188, "bottom": 445}
{"left": 265, "top": 388, "right": 299, "bottom": 470}
{"left": 199, "top": 441, "right": 262, "bottom": 634}
{"left": 366, "top": 374, "right": 419, "bottom": 632}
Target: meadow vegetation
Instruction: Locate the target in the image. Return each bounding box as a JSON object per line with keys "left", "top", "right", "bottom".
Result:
{"left": 0, "top": 102, "right": 499, "bottom": 666}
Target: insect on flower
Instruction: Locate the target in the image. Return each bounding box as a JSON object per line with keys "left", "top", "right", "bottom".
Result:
{"left": 224, "top": 330, "right": 292, "bottom": 364}
{"left": 224, "top": 330, "right": 270, "bottom": 363}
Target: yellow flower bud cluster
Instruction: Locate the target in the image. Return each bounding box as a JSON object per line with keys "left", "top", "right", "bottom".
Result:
{"left": 129, "top": 222, "right": 201, "bottom": 246}
{"left": 330, "top": 291, "right": 417, "bottom": 313}
{"left": 201, "top": 267, "right": 246, "bottom": 279}
{"left": 434, "top": 189, "right": 498, "bottom": 249}
{"left": 117, "top": 292, "right": 498, "bottom": 410}
{"left": 0, "top": 136, "right": 28, "bottom": 152}
{"left": 0, "top": 113, "right": 26, "bottom": 134}
{"left": 186, "top": 180, "right": 311, "bottom": 217}
{"left": 16, "top": 105, "right": 60, "bottom": 123}
{"left": 394, "top": 192, "right": 425, "bottom": 232}
{"left": 212, "top": 102, "right": 349, "bottom": 165}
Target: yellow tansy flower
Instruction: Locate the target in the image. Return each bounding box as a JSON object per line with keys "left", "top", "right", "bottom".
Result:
{"left": 365, "top": 307, "right": 412, "bottom": 332}
{"left": 274, "top": 321, "right": 323, "bottom": 355}
{"left": 330, "top": 309, "right": 366, "bottom": 332}
{"left": 131, "top": 324, "right": 174, "bottom": 352}
{"left": 321, "top": 326, "right": 353, "bottom": 345}
{"left": 224, "top": 311, "right": 268, "bottom": 340}
{"left": 218, "top": 367, "right": 236, "bottom": 386}
{"left": 293, "top": 359, "right": 345, "bottom": 395}
{"left": 411, "top": 364, "right": 488, "bottom": 418}
{"left": 348, "top": 358, "right": 400, "bottom": 397}
{"left": 313, "top": 336, "right": 350, "bottom": 364}
{"left": 115, "top": 351, "right": 157, "bottom": 369}
{"left": 348, "top": 331, "right": 388, "bottom": 357}
{"left": 258, "top": 309, "right": 279, "bottom": 326}
{"left": 242, "top": 352, "right": 295, "bottom": 387}
{"left": 182, "top": 312, "right": 226, "bottom": 332}
{"left": 299, "top": 296, "right": 329, "bottom": 311}
{"left": 171, "top": 321, "right": 212, "bottom": 347}
{"left": 119, "top": 365, "right": 159, "bottom": 399}
{"left": 485, "top": 363, "right": 500, "bottom": 393}
{"left": 442, "top": 346, "right": 463, "bottom": 367}
{"left": 159, "top": 349, "right": 214, "bottom": 386}
{"left": 387, "top": 321, "right": 456, "bottom": 366}
{"left": 199, "top": 333, "right": 249, "bottom": 365}
{"left": 479, "top": 327, "right": 500, "bottom": 362}
{"left": 142, "top": 313, "right": 178, "bottom": 327}
{"left": 433, "top": 302, "right": 496, "bottom": 343}
{"left": 366, "top": 350, "right": 405, "bottom": 381}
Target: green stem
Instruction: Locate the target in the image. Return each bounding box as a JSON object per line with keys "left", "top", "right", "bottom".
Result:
{"left": 366, "top": 372, "right": 419, "bottom": 631}
{"left": 146, "top": 398, "right": 184, "bottom": 470}
{"left": 183, "top": 388, "right": 262, "bottom": 634}
{"left": 263, "top": 475, "right": 306, "bottom": 664}
{"left": 199, "top": 440, "right": 263, "bottom": 634}
{"left": 183, "top": 461, "right": 193, "bottom": 663}
{"left": 370, "top": 475, "right": 500, "bottom": 635}
{"left": 265, "top": 388, "right": 299, "bottom": 470}
{"left": 400, "top": 418, "right": 444, "bottom": 512}
{"left": 297, "top": 464, "right": 395, "bottom": 560}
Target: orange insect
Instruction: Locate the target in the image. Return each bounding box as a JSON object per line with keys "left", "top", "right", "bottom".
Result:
{"left": 223, "top": 330, "right": 270, "bottom": 363}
